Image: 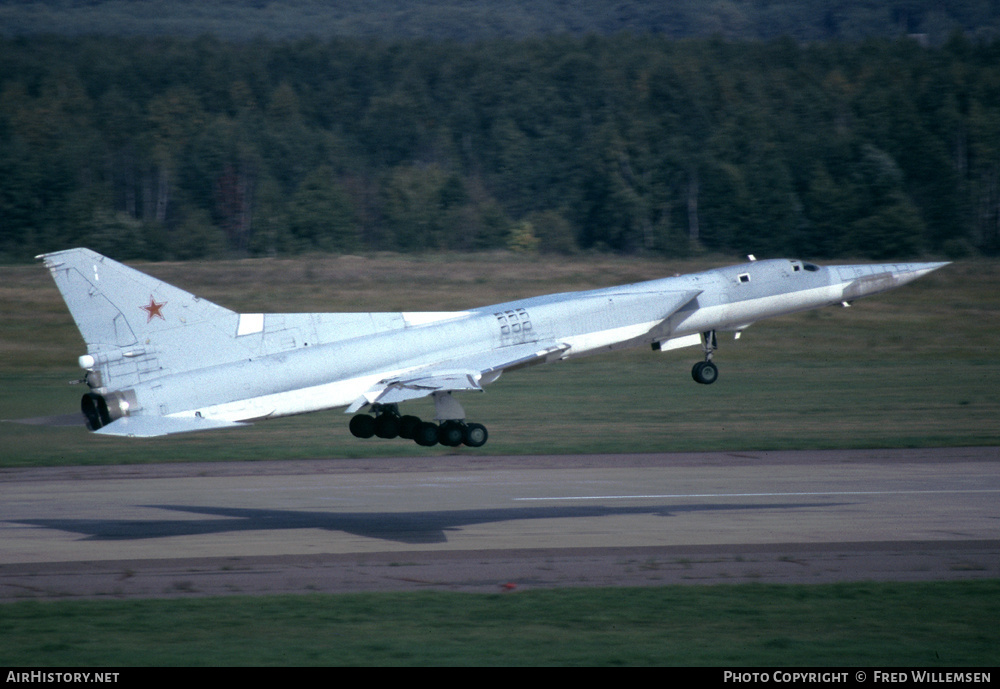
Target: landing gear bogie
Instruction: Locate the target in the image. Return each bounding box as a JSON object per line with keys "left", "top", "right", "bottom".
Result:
{"left": 351, "top": 413, "right": 489, "bottom": 448}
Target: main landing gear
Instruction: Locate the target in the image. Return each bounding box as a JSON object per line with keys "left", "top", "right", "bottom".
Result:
{"left": 348, "top": 397, "right": 489, "bottom": 448}
{"left": 691, "top": 330, "right": 719, "bottom": 385}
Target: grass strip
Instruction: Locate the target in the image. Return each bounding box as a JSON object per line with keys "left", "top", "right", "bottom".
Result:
{"left": 2, "top": 581, "right": 998, "bottom": 666}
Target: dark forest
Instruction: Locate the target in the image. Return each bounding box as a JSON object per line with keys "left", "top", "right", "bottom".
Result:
{"left": 2, "top": 5, "right": 999, "bottom": 261}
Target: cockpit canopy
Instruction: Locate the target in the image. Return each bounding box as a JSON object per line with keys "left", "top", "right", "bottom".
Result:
{"left": 789, "top": 260, "right": 821, "bottom": 272}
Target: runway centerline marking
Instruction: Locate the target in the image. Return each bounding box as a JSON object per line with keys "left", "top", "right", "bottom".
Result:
{"left": 514, "top": 489, "right": 1000, "bottom": 501}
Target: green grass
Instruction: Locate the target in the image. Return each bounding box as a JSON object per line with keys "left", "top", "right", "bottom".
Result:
{"left": 2, "top": 582, "right": 998, "bottom": 666}
{"left": 2, "top": 253, "right": 998, "bottom": 465}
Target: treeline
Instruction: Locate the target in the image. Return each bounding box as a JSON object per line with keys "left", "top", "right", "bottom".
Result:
{"left": 1, "top": 33, "right": 999, "bottom": 262}
{"left": 2, "top": 0, "right": 999, "bottom": 44}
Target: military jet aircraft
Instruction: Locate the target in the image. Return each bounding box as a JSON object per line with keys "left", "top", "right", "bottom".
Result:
{"left": 35, "top": 248, "right": 947, "bottom": 447}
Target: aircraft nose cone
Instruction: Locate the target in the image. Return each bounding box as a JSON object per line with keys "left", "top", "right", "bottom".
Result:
{"left": 892, "top": 261, "right": 950, "bottom": 285}
{"left": 837, "top": 261, "right": 949, "bottom": 302}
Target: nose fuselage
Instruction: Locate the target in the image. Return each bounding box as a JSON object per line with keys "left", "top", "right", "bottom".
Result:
{"left": 833, "top": 262, "right": 949, "bottom": 302}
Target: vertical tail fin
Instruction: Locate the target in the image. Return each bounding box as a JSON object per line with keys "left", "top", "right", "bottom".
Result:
{"left": 37, "top": 248, "right": 236, "bottom": 351}
{"left": 39, "top": 249, "right": 245, "bottom": 432}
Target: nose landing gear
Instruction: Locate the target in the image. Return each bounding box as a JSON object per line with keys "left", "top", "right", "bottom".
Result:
{"left": 692, "top": 330, "right": 719, "bottom": 385}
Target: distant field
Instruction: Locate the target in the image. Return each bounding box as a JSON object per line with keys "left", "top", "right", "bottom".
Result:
{"left": 2, "top": 252, "right": 997, "bottom": 466}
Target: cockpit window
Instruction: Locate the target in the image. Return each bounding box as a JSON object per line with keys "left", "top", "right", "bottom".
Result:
{"left": 803, "top": 263, "right": 819, "bottom": 272}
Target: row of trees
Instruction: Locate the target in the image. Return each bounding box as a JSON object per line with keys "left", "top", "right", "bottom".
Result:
{"left": 2, "top": 0, "right": 999, "bottom": 44}
{"left": 1, "top": 33, "right": 999, "bottom": 261}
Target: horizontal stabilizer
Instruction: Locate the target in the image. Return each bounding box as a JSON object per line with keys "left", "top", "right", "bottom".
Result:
{"left": 3, "top": 413, "right": 87, "bottom": 428}
{"left": 94, "top": 415, "right": 249, "bottom": 438}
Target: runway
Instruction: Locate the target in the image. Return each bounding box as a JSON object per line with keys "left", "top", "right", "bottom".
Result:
{"left": 1, "top": 447, "right": 997, "bottom": 599}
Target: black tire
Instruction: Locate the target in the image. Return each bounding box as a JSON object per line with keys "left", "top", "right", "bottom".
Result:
{"left": 692, "top": 360, "right": 718, "bottom": 385}
{"left": 692, "top": 361, "right": 703, "bottom": 383}
{"left": 374, "top": 414, "right": 399, "bottom": 439}
{"left": 463, "top": 423, "right": 488, "bottom": 448}
{"left": 349, "top": 414, "right": 376, "bottom": 438}
{"left": 398, "top": 415, "right": 421, "bottom": 439}
{"left": 438, "top": 420, "right": 465, "bottom": 447}
{"left": 414, "top": 421, "right": 440, "bottom": 447}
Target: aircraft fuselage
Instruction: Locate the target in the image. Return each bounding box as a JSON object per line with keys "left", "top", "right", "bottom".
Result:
{"left": 37, "top": 249, "right": 947, "bottom": 444}
{"left": 107, "top": 259, "right": 939, "bottom": 422}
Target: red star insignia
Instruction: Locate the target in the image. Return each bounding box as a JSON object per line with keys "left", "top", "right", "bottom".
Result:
{"left": 141, "top": 296, "right": 167, "bottom": 322}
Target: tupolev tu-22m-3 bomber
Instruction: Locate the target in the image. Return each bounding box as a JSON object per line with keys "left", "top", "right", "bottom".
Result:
{"left": 36, "top": 248, "right": 948, "bottom": 447}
